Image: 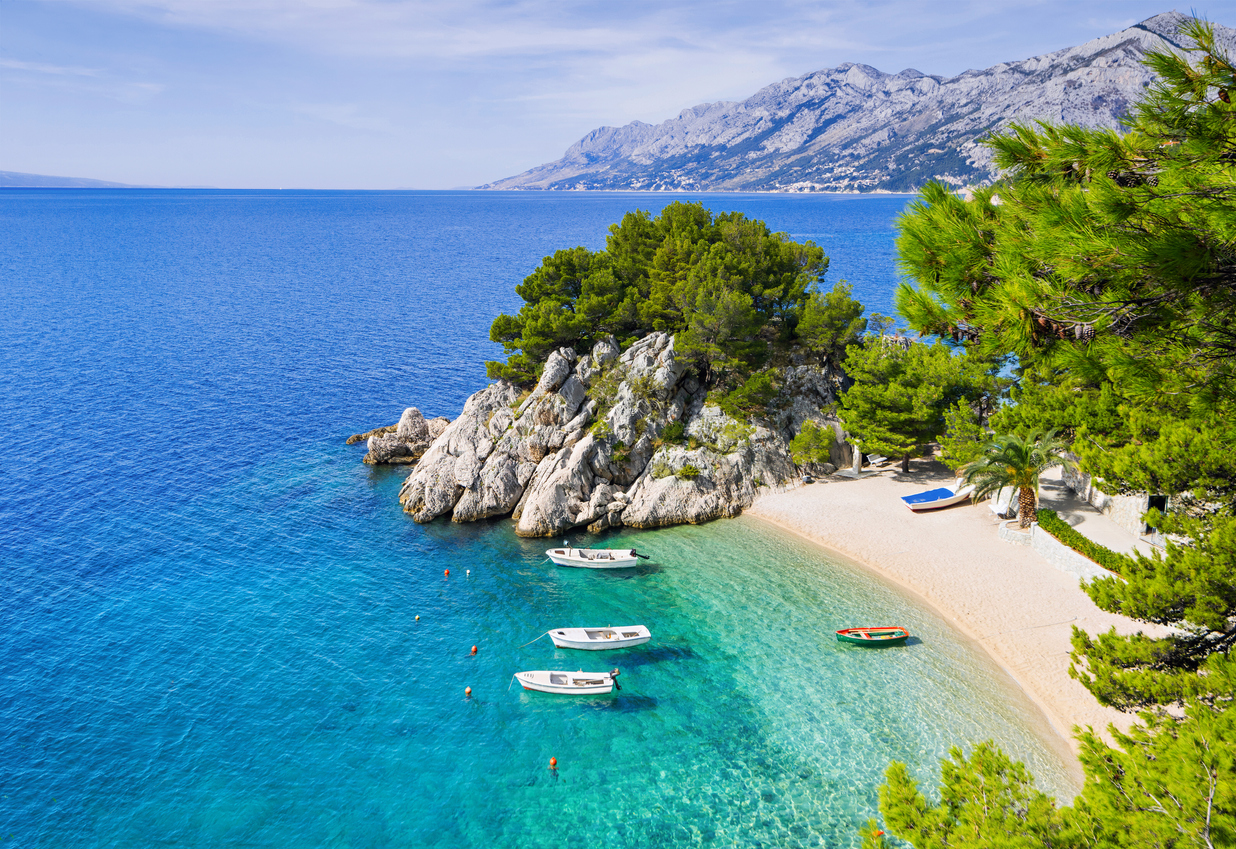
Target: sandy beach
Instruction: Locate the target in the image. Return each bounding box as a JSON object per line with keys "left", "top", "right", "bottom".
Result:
{"left": 749, "top": 461, "right": 1157, "bottom": 761}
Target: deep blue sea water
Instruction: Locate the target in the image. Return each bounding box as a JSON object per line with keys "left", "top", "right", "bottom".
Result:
{"left": 0, "top": 190, "right": 1071, "bottom": 848}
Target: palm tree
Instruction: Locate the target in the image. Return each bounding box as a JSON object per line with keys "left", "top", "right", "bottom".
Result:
{"left": 962, "top": 429, "right": 1072, "bottom": 529}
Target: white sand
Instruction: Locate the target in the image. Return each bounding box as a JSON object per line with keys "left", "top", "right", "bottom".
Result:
{"left": 748, "top": 462, "right": 1158, "bottom": 759}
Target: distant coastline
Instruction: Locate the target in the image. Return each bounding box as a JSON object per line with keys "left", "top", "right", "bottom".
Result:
{"left": 0, "top": 170, "right": 155, "bottom": 189}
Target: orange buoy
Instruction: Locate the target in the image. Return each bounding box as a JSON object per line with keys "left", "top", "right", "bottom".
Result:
{"left": 549, "top": 757, "right": 557, "bottom": 769}
{"left": 471, "top": 645, "right": 477, "bottom": 655}
{"left": 465, "top": 686, "right": 472, "bottom": 697}
{"left": 444, "top": 569, "right": 450, "bottom": 577}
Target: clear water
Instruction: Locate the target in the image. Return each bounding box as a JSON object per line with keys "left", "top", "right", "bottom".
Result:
{"left": 0, "top": 190, "right": 1071, "bottom": 847}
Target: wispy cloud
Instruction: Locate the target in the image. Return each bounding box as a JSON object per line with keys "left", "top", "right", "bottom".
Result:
{"left": 1, "top": 56, "right": 165, "bottom": 102}
{"left": 0, "top": 57, "right": 100, "bottom": 76}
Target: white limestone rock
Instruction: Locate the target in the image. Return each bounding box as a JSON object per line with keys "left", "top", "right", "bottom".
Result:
{"left": 398, "top": 381, "right": 521, "bottom": 522}
{"left": 396, "top": 407, "right": 430, "bottom": 442}
{"left": 395, "top": 330, "right": 842, "bottom": 535}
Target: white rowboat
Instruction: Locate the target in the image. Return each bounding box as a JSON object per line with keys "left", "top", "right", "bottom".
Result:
{"left": 548, "top": 625, "right": 651, "bottom": 650}
{"left": 546, "top": 547, "right": 642, "bottom": 568}
{"left": 901, "top": 480, "right": 975, "bottom": 512}
{"left": 514, "top": 669, "right": 621, "bottom": 695}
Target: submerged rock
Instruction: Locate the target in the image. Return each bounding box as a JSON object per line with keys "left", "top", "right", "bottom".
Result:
{"left": 393, "top": 333, "right": 850, "bottom": 535}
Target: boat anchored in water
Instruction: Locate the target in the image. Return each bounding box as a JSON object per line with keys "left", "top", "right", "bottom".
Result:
{"left": 836, "top": 626, "right": 910, "bottom": 646}
{"left": 514, "top": 668, "right": 622, "bottom": 694}
{"left": 548, "top": 626, "right": 651, "bottom": 650}
{"left": 545, "top": 546, "right": 646, "bottom": 568}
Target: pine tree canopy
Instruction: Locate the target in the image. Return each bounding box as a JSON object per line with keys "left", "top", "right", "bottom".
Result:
{"left": 486, "top": 202, "right": 828, "bottom": 386}
{"left": 870, "top": 19, "right": 1236, "bottom": 849}
{"left": 895, "top": 19, "right": 1236, "bottom": 710}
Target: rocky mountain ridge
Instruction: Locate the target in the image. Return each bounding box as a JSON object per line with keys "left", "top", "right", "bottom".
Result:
{"left": 481, "top": 12, "right": 1235, "bottom": 193}
{"left": 361, "top": 333, "right": 852, "bottom": 536}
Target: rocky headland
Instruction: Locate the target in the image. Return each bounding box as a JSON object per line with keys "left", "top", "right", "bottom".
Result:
{"left": 358, "top": 332, "right": 851, "bottom": 537}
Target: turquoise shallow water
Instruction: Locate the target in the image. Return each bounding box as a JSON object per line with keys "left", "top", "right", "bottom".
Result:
{"left": 0, "top": 190, "right": 1072, "bottom": 847}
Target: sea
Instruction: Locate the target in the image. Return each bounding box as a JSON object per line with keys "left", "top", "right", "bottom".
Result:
{"left": 0, "top": 190, "right": 1073, "bottom": 848}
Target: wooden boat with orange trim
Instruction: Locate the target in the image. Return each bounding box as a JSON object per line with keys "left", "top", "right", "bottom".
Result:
{"left": 835, "top": 626, "right": 910, "bottom": 646}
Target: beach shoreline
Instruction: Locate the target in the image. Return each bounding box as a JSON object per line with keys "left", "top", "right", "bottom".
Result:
{"left": 747, "top": 463, "right": 1157, "bottom": 775}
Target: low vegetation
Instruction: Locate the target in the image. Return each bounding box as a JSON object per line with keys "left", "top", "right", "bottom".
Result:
{"left": 788, "top": 420, "right": 834, "bottom": 466}
{"left": 1036, "top": 509, "right": 1132, "bottom": 575}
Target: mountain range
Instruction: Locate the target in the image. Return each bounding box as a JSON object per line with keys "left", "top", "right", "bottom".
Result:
{"left": 482, "top": 12, "right": 1235, "bottom": 193}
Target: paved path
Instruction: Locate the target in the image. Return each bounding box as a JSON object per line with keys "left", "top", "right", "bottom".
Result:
{"left": 1037, "top": 467, "right": 1158, "bottom": 558}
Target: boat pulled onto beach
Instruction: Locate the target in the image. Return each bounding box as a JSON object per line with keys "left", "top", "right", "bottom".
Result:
{"left": 836, "top": 626, "right": 910, "bottom": 646}
{"left": 900, "top": 480, "right": 974, "bottom": 512}
{"left": 514, "top": 669, "right": 622, "bottom": 694}
{"left": 548, "top": 626, "right": 651, "bottom": 650}
{"left": 546, "top": 547, "right": 646, "bottom": 568}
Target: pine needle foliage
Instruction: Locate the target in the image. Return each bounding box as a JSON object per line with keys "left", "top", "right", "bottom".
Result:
{"left": 895, "top": 18, "right": 1236, "bottom": 707}
{"left": 838, "top": 339, "right": 999, "bottom": 473}
{"left": 868, "top": 19, "right": 1236, "bottom": 849}
{"left": 486, "top": 202, "right": 828, "bottom": 386}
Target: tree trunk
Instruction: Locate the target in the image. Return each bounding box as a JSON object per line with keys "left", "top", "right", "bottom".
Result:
{"left": 902, "top": 454, "right": 910, "bottom": 474}
{"left": 1018, "top": 486, "right": 1037, "bottom": 528}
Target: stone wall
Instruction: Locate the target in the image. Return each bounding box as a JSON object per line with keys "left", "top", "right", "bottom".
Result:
{"left": 1062, "top": 460, "right": 1149, "bottom": 536}
{"left": 1030, "top": 523, "right": 1121, "bottom": 583}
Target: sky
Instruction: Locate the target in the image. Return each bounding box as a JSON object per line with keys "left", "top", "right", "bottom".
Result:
{"left": 2, "top": 1, "right": 1234, "bottom": 189}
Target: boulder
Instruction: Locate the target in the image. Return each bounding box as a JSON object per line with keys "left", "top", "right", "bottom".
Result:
{"left": 361, "top": 406, "right": 448, "bottom": 465}
{"left": 396, "top": 407, "right": 430, "bottom": 442}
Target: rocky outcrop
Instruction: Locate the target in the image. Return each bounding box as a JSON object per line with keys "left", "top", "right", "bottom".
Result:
{"left": 479, "top": 13, "right": 1236, "bottom": 193}
{"left": 352, "top": 407, "right": 451, "bottom": 465}
{"left": 393, "top": 333, "right": 850, "bottom": 536}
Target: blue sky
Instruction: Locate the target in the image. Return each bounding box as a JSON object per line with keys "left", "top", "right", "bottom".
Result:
{"left": 2, "top": 1, "right": 1232, "bottom": 188}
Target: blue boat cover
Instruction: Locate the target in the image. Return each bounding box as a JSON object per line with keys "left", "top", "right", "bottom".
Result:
{"left": 901, "top": 487, "right": 955, "bottom": 505}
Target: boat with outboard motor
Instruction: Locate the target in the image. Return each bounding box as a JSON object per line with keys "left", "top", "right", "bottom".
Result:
{"left": 513, "top": 668, "right": 622, "bottom": 694}
{"left": 548, "top": 626, "right": 651, "bottom": 650}
{"left": 545, "top": 546, "right": 646, "bottom": 568}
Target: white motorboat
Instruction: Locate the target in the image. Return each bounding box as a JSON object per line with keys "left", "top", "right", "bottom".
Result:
{"left": 546, "top": 547, "right": 644, "bottom": 568}
{"left": 901, "top": 479, "right": 975, "bottom": 512}
{"left": 514, "top": 669, "right": 622, "bottom": 695}
{"left": 548, "top": 625, "right": 651, "bottom": 650}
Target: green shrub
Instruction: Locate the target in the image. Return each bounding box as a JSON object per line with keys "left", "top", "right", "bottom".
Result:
{"left": 628, "top": 373, "right": 658, "bottom": 404}
{"left": 612, "top": 440, "right": 631, "bottom": 465}
{"left": 719, "top": 420, "right": 754, "bottom": 449}
{"left": 1036, "top": 509, "right": 1133, "bottom": 576}
{"left": 589, "top": 418, "right": 613, "bottom": 438}
{"left": 720, "top": 370, "right": 780, "bottom": 418}
{"left": 789, "top": 420, "right": 835, "bottom": 465}
{"left": 650, "top": 460, "right": 672, "bottom": 479}
{"left": 587, "top": 365, "right": 624, "bottom": 419}
{"left": 677, "top": 464, "right": 701, "bottom": 480}
{"left": 662, "top": 421, "right": 686, "bottom": 444}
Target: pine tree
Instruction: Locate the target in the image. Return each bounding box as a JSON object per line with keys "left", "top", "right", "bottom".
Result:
{"left": 838, "top": 339, "right": 992, "bottom": 473}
